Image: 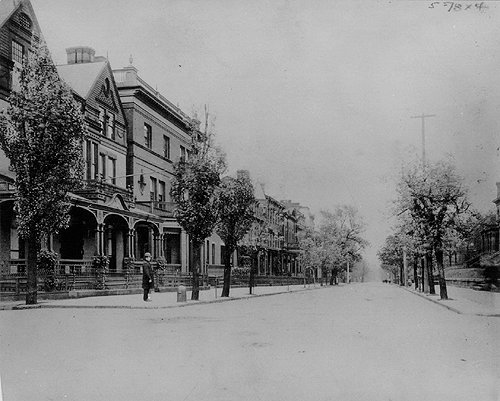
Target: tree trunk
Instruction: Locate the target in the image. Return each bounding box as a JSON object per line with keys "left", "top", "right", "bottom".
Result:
{"left": 426, "top": 251, "right": 435, "bottom": 295}
{"left": 435, "top": 248, "right": 448, "bottom": 300}
{"left": 191, "top": 241, "right": 202, "bottom": 300}
{"left": 249, "top": 259, "right": 255, "bottom": 295}
{"left": 221, "top": 244, "right": 234, "bottom": 297}
{"left": 421, "top": 257, "right": 427, "bottom": 293}
{"left": 26, "top": 230, "right": 39, "bottom": 305}
{"left": 413, "top": 258, "right": 419, "bottom": 290}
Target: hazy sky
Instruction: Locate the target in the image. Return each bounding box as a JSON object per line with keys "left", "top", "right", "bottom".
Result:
{"left": 30, "top": 0, "right": 500, "bottom": 269}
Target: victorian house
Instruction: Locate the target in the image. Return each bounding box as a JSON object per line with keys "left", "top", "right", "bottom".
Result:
{"left": 0, "top": 0, "right": 43, "bottom": 272}
{"left": 0, "top": 0, "right": 310, "bottom": 284}
{"left": 53, "top": 46, "right": 144, "bottom": 272}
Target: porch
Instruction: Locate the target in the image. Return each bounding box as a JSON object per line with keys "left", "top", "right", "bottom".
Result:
{"left": 0, "top": 259, "right": 191, "bottom": 298}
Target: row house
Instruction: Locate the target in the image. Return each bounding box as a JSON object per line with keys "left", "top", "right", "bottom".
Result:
{"left": 113, "top": 59, "right": 227, "bottom": 277}
{"left": 0, "top": 0, "right": 314, "bottom": 281}
{"left": 241, "top": 183, "right": 306, "bottom": 276}
{"left": 113, "top": 58, "right": 191, "bottom": 268}
{"left": 281, "top": 200, "right": 306, "bottom": 277}
{"left": 0, "top": 0, "right": 196, "bottom": 274}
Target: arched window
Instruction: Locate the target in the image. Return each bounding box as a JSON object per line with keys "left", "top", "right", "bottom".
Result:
{"left": 18, "top": 13, "right": 32, "bottom": 30}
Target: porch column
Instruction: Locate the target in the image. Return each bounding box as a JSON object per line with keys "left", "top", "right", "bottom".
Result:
{"left": 96, "top": 224, "right": 105, "bottom": 256}
{"left": 106, "top": 225, "right": 113, "bottom": 257}
{"left": 129, "top": 229, "right": 136, "bottom": 259}
{"left": 159, "top": 233, "right": 165, "bottom": 259}
{"left": 181, "top": 229, "right": 188, "bottom": 273}
{"left": 153, "top": 233, "right": 161, "bottom": 259}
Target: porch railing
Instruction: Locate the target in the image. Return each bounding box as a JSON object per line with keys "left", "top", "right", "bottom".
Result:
{"left": 0, "top": 259, "right": 191, "bottom": 296}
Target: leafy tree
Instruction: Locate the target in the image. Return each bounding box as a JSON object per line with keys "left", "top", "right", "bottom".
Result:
{"left": 0, "top": 42, "right": 86, "bottom": 304}
{"left": 395, "top": 157, "right": 471, "bottom": 299}
{"left": 298, "top": 228, "right": 322, "bottom": 283}
{"left": 215, "top": 172, "right": 255, "bottom": 297}
{"left": 378, "top": 234, "right": 405, "bottom": 283}
{"left": 239, "top": 217, "right": 268, "bottom": 294}
{"left": 170, "top": 109, "right": 225, "bottom": 300}
{"left": 318, "top": 206, "right": 369, "bottom": 283}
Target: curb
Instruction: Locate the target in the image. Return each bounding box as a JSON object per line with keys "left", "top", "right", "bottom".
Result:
{"left": 7, "top": 285, "right": 326, "bottom": 311}
{"left": 403, "top": 287, "right": 500, "bottom": 317}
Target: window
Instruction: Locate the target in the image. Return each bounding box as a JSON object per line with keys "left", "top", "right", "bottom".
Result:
{"left": 109, "top": 157, "right": 116, "bottom": 185}
{"left": 144, "top": 123, "right": 152, "bottom": 149}
{"left": 212, "top": 244, "right": 215, "bottom": 265}
{"left": 92, "top": 143, "right": 99, "bottom": 180}
{"left": 99, "top": 108, "right": 115, "bottom": 139}
{"left": 84, "top": 140, "right": 92, "bottom": 180}
{"left": 12, "top": 41, "right": 24, "bottom": 64}
{"left": 99, "top": 107, "right": 106, "bottom": 135}
{"left": 180, "top": 145, "right": 186, "bottom": 161}
{"left": 221, "top": 245, "right": 227, "bottom": 266}
{"left": 107, "top": 113, "right": 115, "bottom": 139}
{"left": 159, "top": 180, "right": 166, "bottom": 209}
{"left": 163, "top": 136, "right": 170, "bottom": 159}
{"left": 18, "top": 13, "right": 32, "bottom": 30}
{"left": 206, "top": 240, "right": 210, "bottom": 265}
{"left": 99, "top": 153, "right": 107, "bottom": 181}
{"left": 150, "top": 177, "right": 157, "bottom": 201}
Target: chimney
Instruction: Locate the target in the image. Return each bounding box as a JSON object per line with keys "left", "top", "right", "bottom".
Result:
{"left": 237, "top": 170, "right": 250, "bottom": 181}
{"left": 66, "top": 46, "right": 95, "bottom": 64}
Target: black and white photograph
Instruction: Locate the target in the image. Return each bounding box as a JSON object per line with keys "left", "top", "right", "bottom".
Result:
{"left": 0, "top": 0, "right": 499, "bottom": 399}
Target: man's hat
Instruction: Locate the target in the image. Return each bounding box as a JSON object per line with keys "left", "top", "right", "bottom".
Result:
{"left": 144, "top": 252, "right": 152, "bottom": 257}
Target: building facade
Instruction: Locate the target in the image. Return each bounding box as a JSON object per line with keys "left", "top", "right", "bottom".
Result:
{"left": 0, "top": 0, "right": 43, "bottom": 272}
{"left": 113, "top": 59, "right": 192, "bottom": 270}
{"left": 0, "top": 1, "right": 312, "bottom": 285}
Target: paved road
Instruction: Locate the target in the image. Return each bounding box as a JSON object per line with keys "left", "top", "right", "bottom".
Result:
{"left": 1, "top": 283, "right": 499, "bottom": 400}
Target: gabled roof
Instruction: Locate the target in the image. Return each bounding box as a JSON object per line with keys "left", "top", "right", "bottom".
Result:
{"left": 0, "top": 0, "right": 21, "bottom": 28}
{"left": 56, "top": 61, "right": 107, "bottom": 99}
{"left": 0, "top": 0, "right": 42, "bottom": 36}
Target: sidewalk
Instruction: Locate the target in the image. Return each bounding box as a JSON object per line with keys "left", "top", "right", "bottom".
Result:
{"left": 0, "top": 283, "right": 317, "bottom": 311}
{"left": 404, "top": 285, "right": 500, "bottom": 317}
{"left": 2, "top": 283, "right": 500, "bottom": 316}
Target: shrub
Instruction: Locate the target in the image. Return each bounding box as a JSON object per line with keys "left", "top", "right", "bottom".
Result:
{"left": 232, "top": 266, "right": 250, "bottom": 278}
{"left": 38, "top": 250, "right": 59, "bottom": 292}
{"left": 93, "top": 256, "right": 109, "bottom": 290}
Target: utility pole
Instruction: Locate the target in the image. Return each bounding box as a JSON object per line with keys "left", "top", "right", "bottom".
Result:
{"left": 410, "top": 113, "right": 435, "bottom": 165}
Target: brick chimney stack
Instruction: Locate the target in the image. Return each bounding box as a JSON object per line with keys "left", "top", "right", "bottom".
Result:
{"left": 237, "top": 170, "right": 250, "bottom": 181}
{"left": 66, "top": 46, "right": 95, "bottom": 64}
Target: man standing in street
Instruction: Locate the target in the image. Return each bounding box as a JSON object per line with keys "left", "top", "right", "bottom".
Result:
{"left": 142, "top": 252, "right": 154, "bottom": 301}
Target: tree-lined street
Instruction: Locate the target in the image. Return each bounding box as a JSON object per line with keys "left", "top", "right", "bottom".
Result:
{"left": 1, "top": 283, "right": 498, "bottom": 400}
